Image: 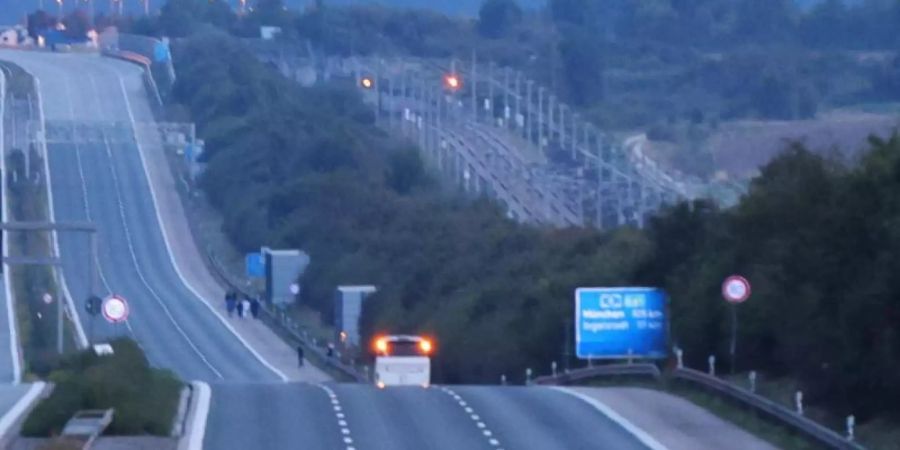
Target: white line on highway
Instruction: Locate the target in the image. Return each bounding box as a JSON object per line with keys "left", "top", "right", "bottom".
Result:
{"left": 99, "top": 132, "right": 223, "bottom": 379}
{"left": 315, "top": 384, "right": 355, "bottom": 450}
{"left": 0, "top": 65, "right": 22, "bottom": 384}
{"left": 32, "top": 71, "right": 89, "bottom": 348}
{"left": 112, "top": 71, "right": 288, "bottom": 382}
{"left": 76, "top": 75, "right": 137, "bottom": 338}
{"left": 440, "top": 387, "right": 505, "bottom": 450}
{"left": 548, "top": 386, "right": 669, "bottom": 450}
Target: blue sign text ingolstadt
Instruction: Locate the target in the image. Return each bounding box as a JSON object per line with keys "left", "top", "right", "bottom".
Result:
{"left": 575, "top": 287, "right": 667, "bottom": 359}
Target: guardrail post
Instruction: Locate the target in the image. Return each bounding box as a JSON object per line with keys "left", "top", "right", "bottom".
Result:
{"left": 846, "top": 415, "right": 855, "bottom": 441}
{"left": 674, "top": 347, "right": 684, "bottom": 369}
{"left": 501, "top": 374, "right": 506, "bottom": 385}
{"left": 795, "top": 391, "right": 804, "bottom": 416}
{"left": 525, "top": 368, "right": 532, "bottom": 385}
{"left": 708, "top": 355, "right": 716, "bottom": 376}
{"left": 749, "top": 371, "right": 757, "bottom": 393}
{"left": 551, "top": 361, "right": 557, "bottom": 377}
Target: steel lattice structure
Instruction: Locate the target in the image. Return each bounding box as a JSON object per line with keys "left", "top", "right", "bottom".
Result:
{"left": 255, "top": 43, "right": 706, "bottom": 228}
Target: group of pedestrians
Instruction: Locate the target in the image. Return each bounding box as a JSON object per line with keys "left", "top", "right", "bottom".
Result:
{"left": 225, "top": 289, "right": 260, "bottom": 319}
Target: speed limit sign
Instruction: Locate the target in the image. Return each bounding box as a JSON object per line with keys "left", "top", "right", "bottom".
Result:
{"left": 722, "top": 275, "right": 751, "bottom": 304}
{"left": 102, "top": 295, "right": 130, "bottom": 323}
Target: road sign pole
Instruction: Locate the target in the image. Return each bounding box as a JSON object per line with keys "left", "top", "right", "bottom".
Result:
{"left": 729, "top": 303, "right": 737, "bottom": 375}
{"left": 722, "top": 275, "right": 751, "bottom": 374}
{"left": 57, "top": 292, "right": 63, "bottom": 354}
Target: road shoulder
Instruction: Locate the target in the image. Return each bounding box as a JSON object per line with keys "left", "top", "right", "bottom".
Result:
{"left": 569, "top": 387, "right": 780, "bottom": 450}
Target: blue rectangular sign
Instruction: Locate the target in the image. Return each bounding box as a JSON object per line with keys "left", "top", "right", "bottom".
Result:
{"left": 575, "top": 287, "right": 668, "bottom": 359}
{"left": 245, "top": 253, "right": 265, "bottom": 278}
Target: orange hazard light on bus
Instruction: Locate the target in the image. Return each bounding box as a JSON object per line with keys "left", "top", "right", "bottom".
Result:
{"left": 374, "top": 337, "right": 388, "bottom": 354}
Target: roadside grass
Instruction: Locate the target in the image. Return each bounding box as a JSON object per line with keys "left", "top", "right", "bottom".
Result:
{"left": 722, "top": 372, "right": 899, "bottom": 450}
{"left": 21, "top": 338, "right": 183, "bottom": 437}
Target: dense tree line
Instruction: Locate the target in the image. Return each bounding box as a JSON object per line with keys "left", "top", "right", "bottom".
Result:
{"left": 174, "top": 33, "right": 900, "bottom": 421}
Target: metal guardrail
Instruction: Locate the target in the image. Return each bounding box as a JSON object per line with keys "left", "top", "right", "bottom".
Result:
{"left": 204, "top": 250, "right": 365, "bottom": 383}
{"left": 533, "top": 363, "right": 661, "bottom": 385}
{"left": 101, "top": 49, "right": 164, "bottom": 109}
{"left": 672, "top": 368, "right": 865, "bottom": 450}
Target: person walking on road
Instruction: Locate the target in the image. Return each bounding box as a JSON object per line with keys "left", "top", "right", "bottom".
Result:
{"left": 240, "top": 296, "right": 251, "bottom": 319}
{"left": 225, "top": 290, "right": 237, "bottom": 317}
{"left": 250, "top": 296, "right": 260, "bottom": 319}
{"left": 236, "top": 297, "right": 244, "bottom": 318}
{"left": 297, "top": 345, "right": 304, "bottom": 367}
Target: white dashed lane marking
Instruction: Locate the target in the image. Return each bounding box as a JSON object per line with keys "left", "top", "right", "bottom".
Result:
{"left": 317, "top": 385, "right": 356, "bottom": 450}
{"left": 440, "top": 387, "right": 504, "bottom": 449}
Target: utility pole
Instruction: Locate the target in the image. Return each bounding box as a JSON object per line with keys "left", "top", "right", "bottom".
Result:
{"left": 525, "top": 80, "right": 533, "bottom": 145}
{"left": 471, "top": 51, "right": 477, "bottom": 120}
{"left": 537, "top": 87, "right": 544, "bottom": 153}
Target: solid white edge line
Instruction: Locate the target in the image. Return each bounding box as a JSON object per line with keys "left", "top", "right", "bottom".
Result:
{"left": 111, "top": 68, "right": 287, "bottom": 382}
{"left": 0, "top": 382, "right": 46, "bottom": 437}
{"left": 32, "top": 72, "right": 89, "bottom": 348}
{"left": 185, "top": 381, "right": 211, "bottom": 450}
{"left": 0, "top": 65, "right": 21, "bottom": 384}
{"left": 548, "top": 386, "right": 668, "bottom": 450}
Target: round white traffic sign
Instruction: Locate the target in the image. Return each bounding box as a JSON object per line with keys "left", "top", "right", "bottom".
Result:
{"left": 102, "top": 295, "right": 130, "bottom": 323}
{"left": 722, "top": 276, "right": 751, "bottom": 304}
{"left": 42, "top": 293, "right": 53, "bottom": 304}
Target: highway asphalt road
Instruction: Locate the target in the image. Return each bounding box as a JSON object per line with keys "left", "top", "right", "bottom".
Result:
{"left": 0, "top": 50, "right": 658, "bottom": 450}
{"left": 209, "top": 383, "right": 651, "bottom": 450}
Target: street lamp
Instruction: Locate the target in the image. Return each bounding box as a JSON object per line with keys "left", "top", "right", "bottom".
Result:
{"left": 443, "top": 73, "right": 462, "bottom": 92}
{"left": 360, "top": 76, "right": 374, "bottom": 89}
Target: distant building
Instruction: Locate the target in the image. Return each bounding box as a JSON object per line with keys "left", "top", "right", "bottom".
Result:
{"left": 334, "top": 286, "right": 377, "bottom": 348}
{"left": 0, "top": 26, "right": 29, "bottom": 47}
{"left": 263, "top": 248, "right": 310, "bottom": 306}
{"left": 260, "top": 26, "right": 282, "bottom": 40}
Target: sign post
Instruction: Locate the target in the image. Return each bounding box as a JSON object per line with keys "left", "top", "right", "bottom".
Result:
{"left": 722, "top": 275, "right": 751, "bottom": 374}
{"left": 85, "top": 296, "right": 102, "bottom": 344}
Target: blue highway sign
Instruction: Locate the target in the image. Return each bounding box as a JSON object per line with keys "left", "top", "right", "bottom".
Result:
{"left": 575, "top": 287, "right": 668, "bottom": 359}
{"left": 245, "top": 253, "right": 265, "bottom": 278}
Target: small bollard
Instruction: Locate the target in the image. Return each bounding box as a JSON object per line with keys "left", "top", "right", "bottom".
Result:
{"left": 846, "top": 415, "right": 855, "bottom": 441}
{"left": 749, "top": 371, "right": 757, "bottom": 393}
{"left": 363, "top": 365, "right": 370, "bottom": 381}
{"left": 675, "top": 347, "right": 684, "bottom": 369}
{"left": 501, "top": 374, "right": 507, "bottom": 385}
{"left": 525, "top": 368, "right": 533, "bottom": 385}
{"left": 588, "top": 357, "right": 594, "bottom": 368}
{"left": 551, "top": 361, "right": 558, "bottom": 377}
{"left": 708, "top": 355, "right": 716, "bottom": 376}
{"left": 795, "top": 391, "right": 804, "bottom": 416}
{"left": 627, "top": 348, "right": 634, "bottom": 364}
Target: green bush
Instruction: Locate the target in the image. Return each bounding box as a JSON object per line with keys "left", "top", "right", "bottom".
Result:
{"left": 21, "top": 339, "right": 183, "bottom": 437}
